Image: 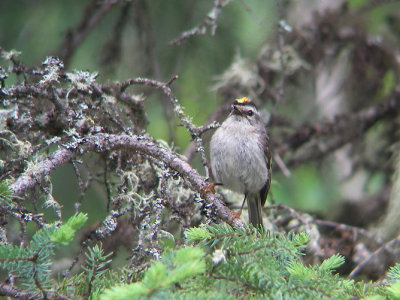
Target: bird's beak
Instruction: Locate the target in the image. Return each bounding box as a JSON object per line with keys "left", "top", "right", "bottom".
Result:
{"left": 232, "top": 105, "right": 243, "bottom": 116}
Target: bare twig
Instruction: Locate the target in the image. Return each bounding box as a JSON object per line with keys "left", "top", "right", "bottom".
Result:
{"left": 100, "top": 1, "right": 132, "bottom": 67}
{"left": 119, "top": 76, "right": 213, "bottom": 180}
{"left": 273, "top": 153, "right": 290, "bottom": 177}
{"left": 238, "top": 0, "right": 262, "bottom": 24}
{"left": 348, "top": 234, "right": 400, "bottom": 279}
{"left": 314, "top": 219, "right": 380, "bottom": 245}
{"left": 55, "top": 0, "right": 119, "bottom": 66}
{"left": 267, "top": 203, "right": 324, "bottom": 257}
{"left": 184, "top": 100, "right": 231, "bottom": 163}
{"left": 1, "top": 74, "right": 214, "bottom": 181}
{"left": 0, "top": 205, "right": 27, "bottom": 246}
{"left": 356, "top": 0, "right": 399, "bottom": 14}
{"left": 33, "top": 270, "right": 48, "bottom": 300}
{"left": 0, "top": 282, "right": 70, "bottom": 300}
{"left": 277, "top": 95, "right": 400, "bottom": 166}
{"left": 273, "top": 0, "right": 291, "bottom": 106}
{"left": 71, "top": 160, "right": 85, "bottom": 212}
{"left": 169, "top": 0, "right": 232, "bottom": 46}
{"left": 104, "top": 157, "right": 113, "bottom": 213}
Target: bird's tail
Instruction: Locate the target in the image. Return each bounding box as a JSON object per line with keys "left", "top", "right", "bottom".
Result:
{"left": 247, "top": 193, "right": 263, "bottom": 228}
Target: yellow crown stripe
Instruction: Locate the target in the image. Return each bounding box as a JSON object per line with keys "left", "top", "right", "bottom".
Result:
{"left": 236, "top": 97, "right": 251, "bottom": 104}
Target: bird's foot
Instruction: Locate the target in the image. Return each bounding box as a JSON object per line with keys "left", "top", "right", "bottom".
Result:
{"left": 232, "top": 209, "right": 242, "bottom": 219}
{"left": 200, "top": 182, "right": 216, "bottom": 198}
{"left": 228, "top": 209, "right": 243, "bottom": 223}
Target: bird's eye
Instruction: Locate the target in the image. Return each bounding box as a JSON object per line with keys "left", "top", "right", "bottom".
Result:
{"left": 246, "top": 110, "right": 254, "bottom": 116}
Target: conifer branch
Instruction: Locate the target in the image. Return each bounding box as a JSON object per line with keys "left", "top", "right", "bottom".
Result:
{"left": 0, "top": 283, "right": 70, "bottom": 300}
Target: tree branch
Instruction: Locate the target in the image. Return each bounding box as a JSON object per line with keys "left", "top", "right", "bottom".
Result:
{"left": 348, "top": 234, "right": 400, "bottom": 279}
{"left": 10, "top": 134, "right": 243, "bottom": 227}
{"left": 169, "top": 0, "right": 231, "bottom": 46}
{"left": 55, "top": 0, "right": 119, "bottom": 67}
{"left": 119, "top": 76, "right": 213, "bottom": 180}
{"left": 277, "top": 95, "right": 400, "bottom": 166}
{"left": 0, "top": 282, "right": 70, "bottom": 300}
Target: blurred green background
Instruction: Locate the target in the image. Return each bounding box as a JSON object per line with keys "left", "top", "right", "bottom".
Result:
{"left": 1, "top": 0, "right": 396, "bottom": 224}
{"left": 0, "top": 0, "right": 276, "bottom": 148}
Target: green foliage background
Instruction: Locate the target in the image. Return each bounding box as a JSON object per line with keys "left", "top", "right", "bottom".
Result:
{"left": 1, "top": 0, "right": 399, "bottom": 241}
{"left": 1, "top": 0, "right": 400, "bottom": 297}
{"left": 0, "top": 0, "right": 275, "bottom": 146}
{"left": 0, "top": 0, "right": 345, "bottom": 217}
{"left": 1, "top": 0, "right": 298, "bottom": 219}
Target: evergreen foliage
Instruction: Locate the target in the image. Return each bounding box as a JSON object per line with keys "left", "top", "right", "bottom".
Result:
{"left": 0, "top": 225, "right": 56, "bottom": 291}
{"left": 101, "top": 246, "right": 206, "bottom": 299}
{"left": 2, "top": 190, "right": 400, "bottom": 298}
{"left": 1, "top": 2, "right": 400, "bottom": 298}
{"left": 64, "top": 243, "right": 118, "bottom": 298}
{"left": 0, "top": 181, "right": 12, "bottom": 207}
{"left": 97, "top": 225, "right": 400, "bottom": 299}
{"left": 51, "top": 213, "right": 88, "bottom": 245}
{"left": 0, "top": 210, "right": 87, "bottom": 295}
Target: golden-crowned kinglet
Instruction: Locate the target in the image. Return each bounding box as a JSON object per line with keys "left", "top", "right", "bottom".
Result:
{"left": 210, "top": 97, "right": 271, "bottom": 228}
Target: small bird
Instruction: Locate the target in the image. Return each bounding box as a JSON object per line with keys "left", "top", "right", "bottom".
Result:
{"left": 209, "top": 97, "right": 271, "bottom": 228}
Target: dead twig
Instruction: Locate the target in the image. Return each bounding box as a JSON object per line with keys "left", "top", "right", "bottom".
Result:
{"left": 169, "top": 0, "right": 231, "bottom": 46}
{"left": 55, "top": 0, "right": 119, "bottom": 67}
{"left": 348, "top": 234, "right": 400, "bottom": 279}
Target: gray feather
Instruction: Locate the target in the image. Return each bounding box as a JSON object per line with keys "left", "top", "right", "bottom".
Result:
{"left": 210, "top": 100, "right": 271, "bottom": 229}
{"left": 247, "top": 193, "right": 263, "bottom": 228}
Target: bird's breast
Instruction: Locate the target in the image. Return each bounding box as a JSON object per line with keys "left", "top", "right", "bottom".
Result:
{"left": 210, "top": 123, "right": 269, "bottom": 194}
